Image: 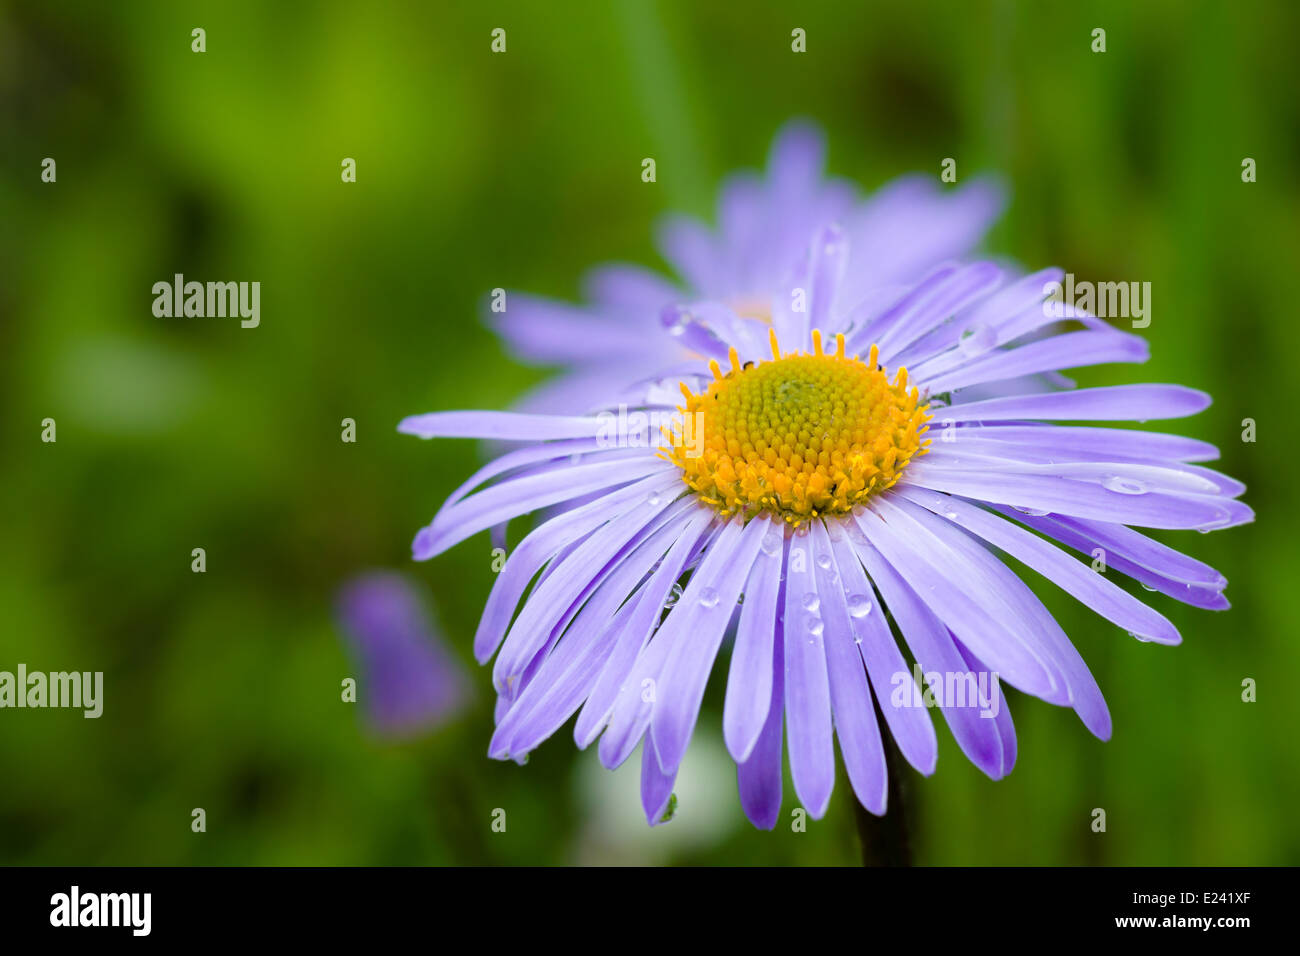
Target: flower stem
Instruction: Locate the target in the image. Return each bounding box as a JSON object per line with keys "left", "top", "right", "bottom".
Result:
{"left": 851, "top": 727, "right": 912, "bottom": 866}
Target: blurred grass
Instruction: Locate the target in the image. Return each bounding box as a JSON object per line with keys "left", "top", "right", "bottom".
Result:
{"left": 1, "top": 0, "right": 1297, "bottom": 865}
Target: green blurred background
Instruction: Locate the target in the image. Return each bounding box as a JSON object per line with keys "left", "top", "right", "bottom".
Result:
{"left": 1, "top": 0, "right": 1296, "bottom": 865}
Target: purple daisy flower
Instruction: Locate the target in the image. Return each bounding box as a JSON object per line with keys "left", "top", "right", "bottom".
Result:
{"left": 400, "top": 143, "right": 1249, "bottom": 830}
{"left": 336, "top": 572, "right": 469, "bottom": 739}
{"left": 494, "top": 120, "right": 1006, "bottom": 415}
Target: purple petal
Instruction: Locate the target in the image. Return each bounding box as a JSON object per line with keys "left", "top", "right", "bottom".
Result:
{"left": 854, "top": 504, "right": 1063, "bottom": 700}
{"left": 886, "top": 493, "right": 1112, "bottom": 738}
{"left": 813, "top": 522, "right": 888, "bottom": 814}
{"left": 490, "top": 294, "right": 666, "bottom": 364}
{"left": 641, "top": 737, "right": 678, "bottom": 825}
{"left": 935, "top": 424, "right": 1220, "bottom": 464}
{"left": 597, "top": 522, "right": 727, "bottom": 769}
{"left": 766, "top": 119, "right": 827, "bottom": 202}
{"left": 574, "top": 509, "right": 715, "bottom": 748}
{"left": 955, "top": 643, "right": 1018, "bottom": 777}
{"left": 902, "top": 464, "right": 1245, "bottom": 531}
{"left": 840, "top": 174, "right": 1006, "bottom": 302}
{"left": 936, "top": 384, "right": 1211, "bottom": 422}
{"left": 581, "top": 263, "right": 680, "bottom": 311}
{"left": 398, "top": 410, "right": 606, "bottom": 441}
{"left": 921, "top": 449, "right": 1227, "bottom": 497}
{"left": 828, "top": 528, "right": 938, "bottom": 775}
{"left": 807, "top": 224, "right": 849, "bottom": 333}
{"left": 895, "top": 267, "right": 1065, "bottom": 367}
{"left": 506, "top": 362, "right": 671, "bottom": 417}
{"left": 783, "top": 528, "right": 836, "bottom": 818}
{"left": 414, "top": 459, "right": 672, "bottom": 561}
{"left": 895, "top": 486, "right": 1178, "bottom": 648}
{"left": 651, "top": 514, "right": 770, "bottom": 774}
{"left": 438, "top": 438, "right": 601, "bottom": 516}
{"left": 874, "top": 262, "right": 1003, "bottom": 361}
{"left": 492, "top": 491, "right": 688, "bottom": 692}
{"left": 473, "top": 477, "right": 655, "bottom": 662}
{"left": 723, "top": 520, "right": 786, "bottom": 762}
{"left": 846, "top": 262, "right": 960, "bottom": 354}
{"left": 491, "top": 511, "right": 697, "bottom": 759}
{"left": 848, "top": 539, "right": 1008, "bottom": 779}
{"left": 657, "top": 215, "right": 723, "bottom": 295}
{"left": 1001, "top": 509, "right": 1231, "bottom": 610}
{"left": 918, "top": 329, "right": 1150, "bottom": 394}
{"left": 736, "top": 606, "right": 786, "bottom": 830}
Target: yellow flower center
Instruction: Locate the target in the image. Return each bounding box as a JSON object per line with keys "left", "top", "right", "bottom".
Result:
{"left": 665, "top": 329, "right": 931, "bottom": 525}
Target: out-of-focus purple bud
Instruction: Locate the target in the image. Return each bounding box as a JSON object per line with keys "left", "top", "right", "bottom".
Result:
{"left": 336, "top": 572, "right": 469, "bottom": 739}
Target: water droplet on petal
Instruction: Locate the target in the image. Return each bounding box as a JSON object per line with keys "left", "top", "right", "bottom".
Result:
{"left": 1013, "top": 505, "right": 1051, "bottom": 517}
{"left": 1197, "top": 511, "right": 1233, "bottom": 533}
{"left": 804, "top": 613, "right": 824, "bottom": 637}
{"left": 660, "top": 305, "right": 690, "bottom": 337}
{"left": 698, "top": 586, "right": 720, "bottom": 609}
{"left": 801, "top": 592, "right": 820, "bottom": 612}
{"left": 958, "top": 323, "right": 997, "bottom": 357}
{"left": 848, "top": 594, "right": 874, "bottom": 618}
{"left": 1102, "top": 475, "right": 1148, "bottom": 495}
{"left": 761, "top": 531, "right": 782, "bottom": 556}
{"left": 647, "top": 491, "right": 661, "bottom": 506}
{"left": 815, "top": 551, "right": 832, "bottom": 570}
{"left": 664, "top": 583, "right": 683, "bottom": 609}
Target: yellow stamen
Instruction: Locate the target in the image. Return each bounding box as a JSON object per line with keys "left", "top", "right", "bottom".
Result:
{"left": 665, "top": 330, "right": 931, "bottom": 525}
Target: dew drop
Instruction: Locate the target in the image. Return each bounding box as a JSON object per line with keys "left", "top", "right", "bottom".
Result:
{"left": 660, "top": 305, "right": 690, "bottom": 337}
{"left": 848, "top": 594, "right": 874, "bottom": 618}
{"left": 801, "top": 592, "right": 820, "bottom": 612}
{"left": 761, "top": 531, "right": 782, "bottom": 556}
{"left": 664, "top": 583, "right": 683, "bottom": 609}
{"left": 958, "top": 323, "right": 997, "bottom": 357}
{"left": 1102, "top": 475, "right": 1149, "bottom": 495}
{"left": 804, "top": 613, "right": 824, "bottom": 637}
{"left": 1197, "top": 512, "right": 1233, "bottom": 533}
{"left": 815, "top": 551, "right": 833, "bottom": 571}
{"left": 647, "top": 491, "right": 661, "bottom": 506}
{"left": 698, "top": 586, "right": 720, "bottom": 609}
{"left": 1013, "top": 505, "right": 1051, "bottom": 517}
